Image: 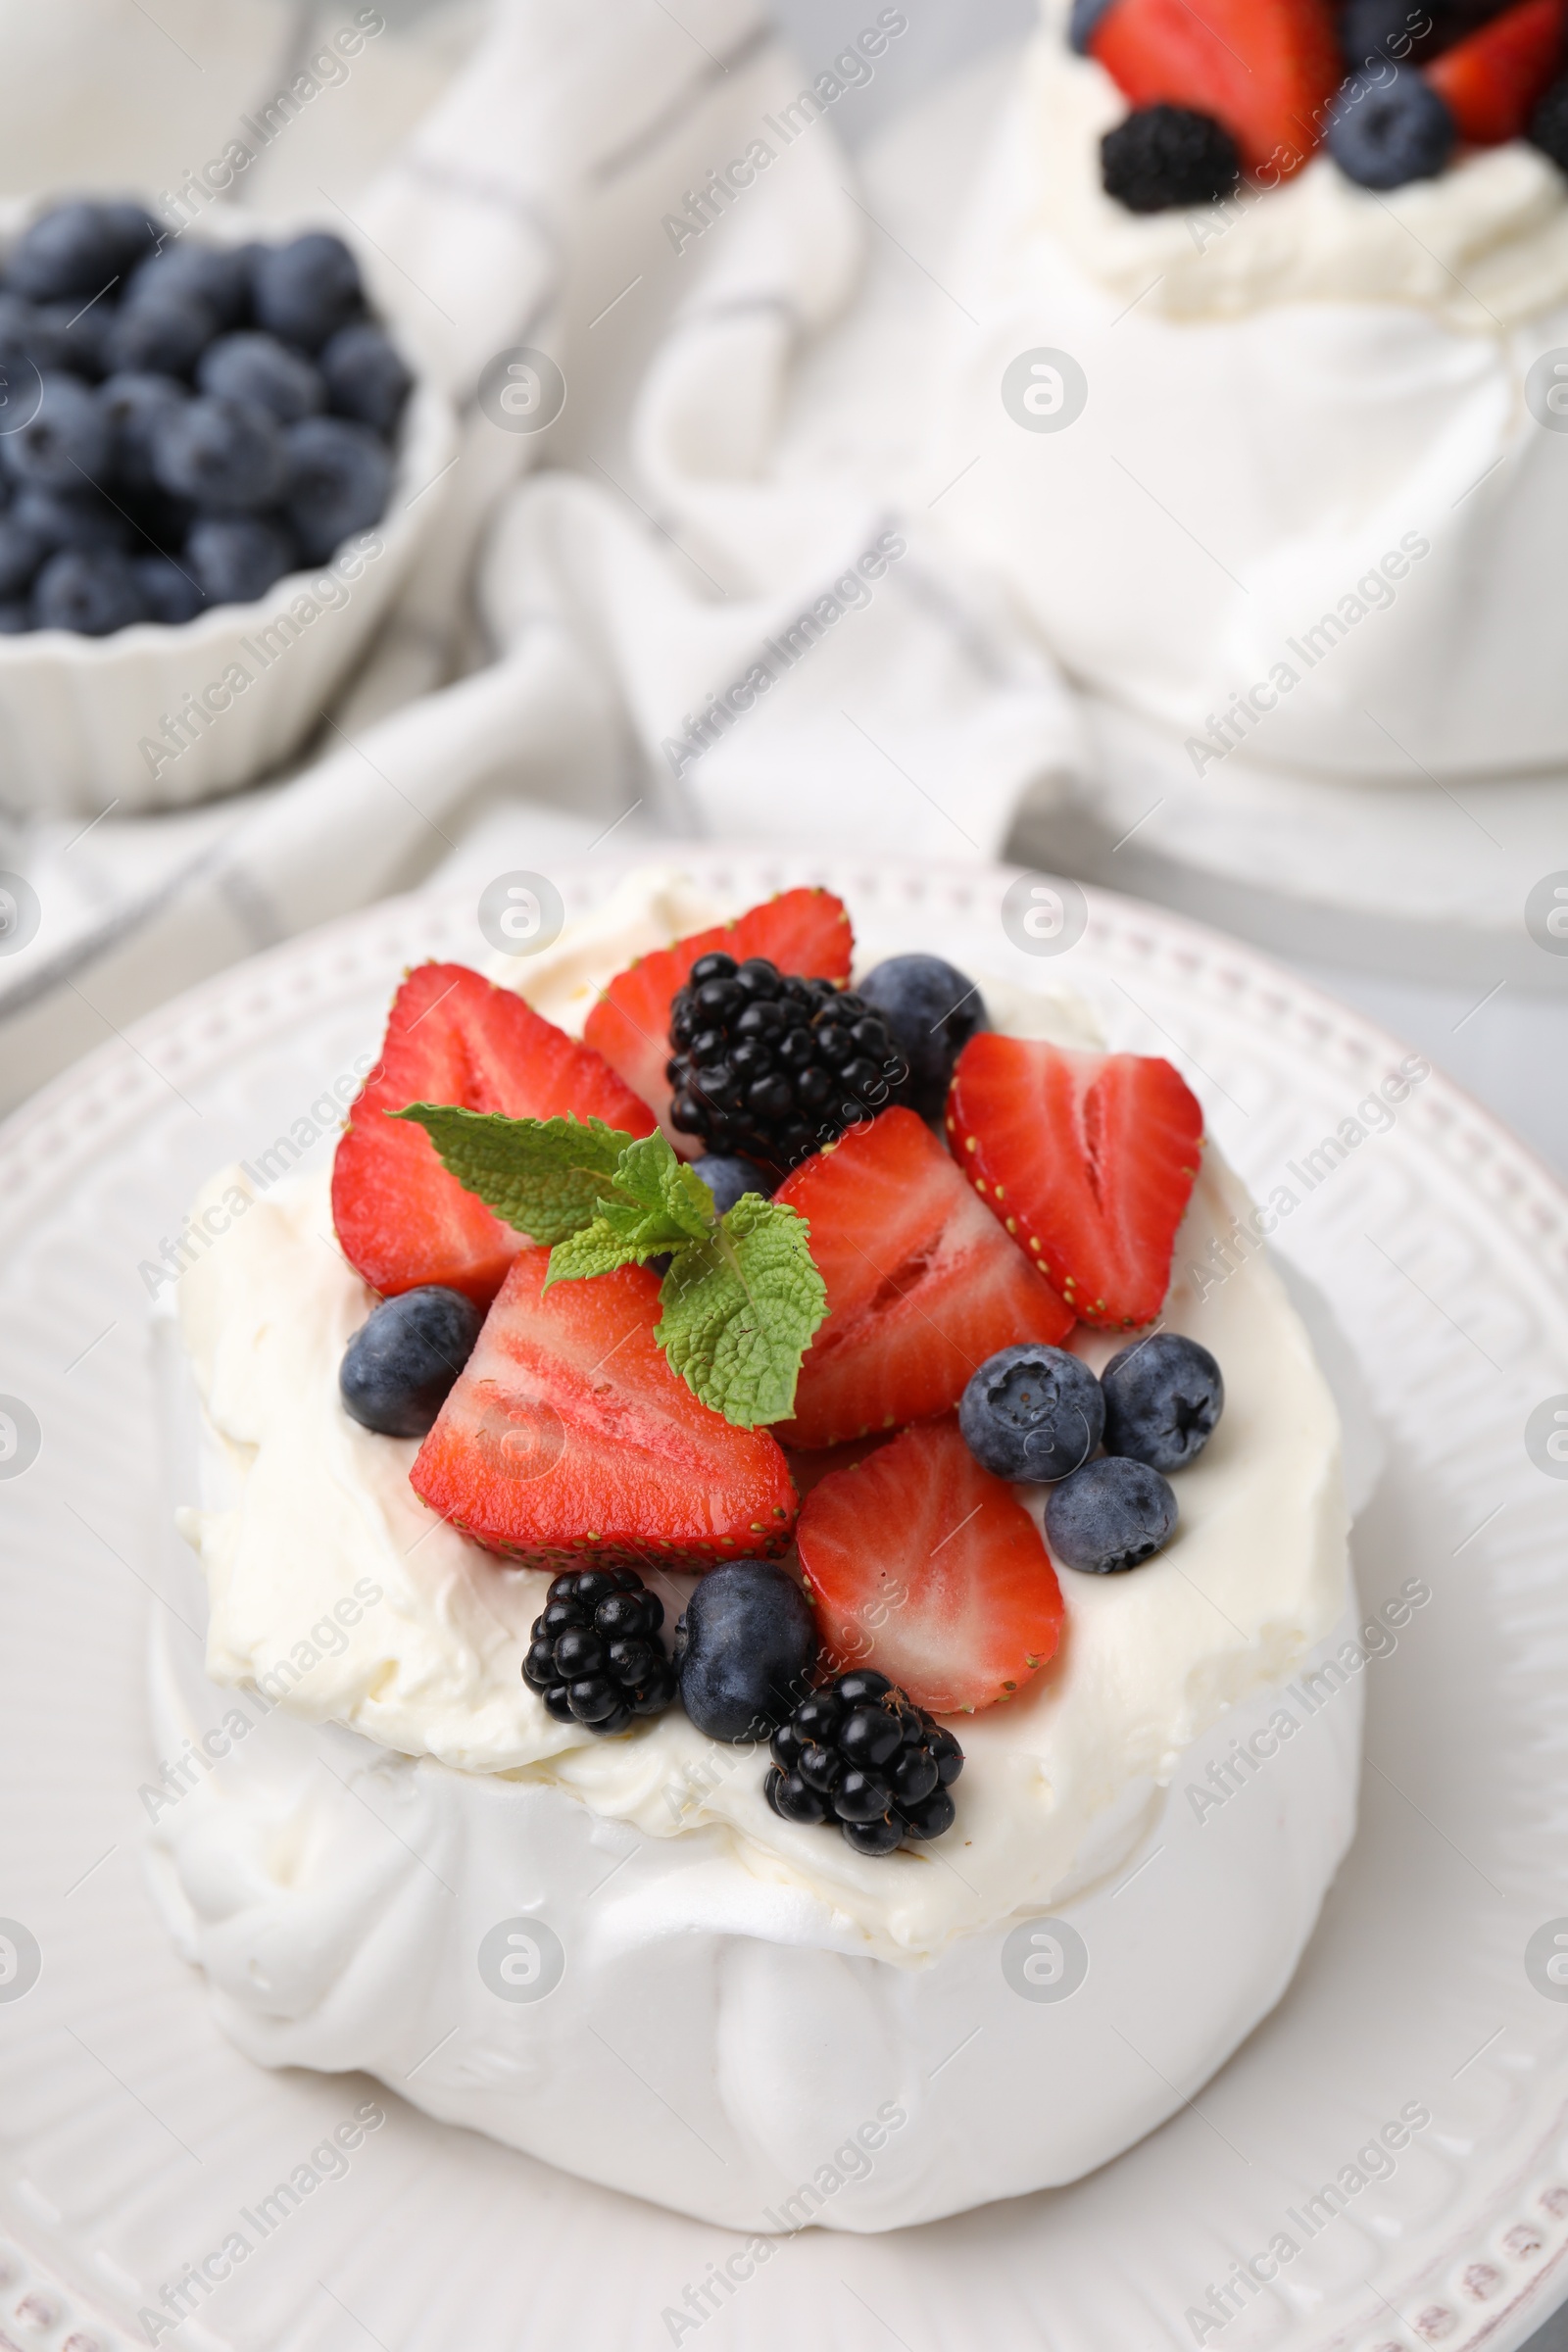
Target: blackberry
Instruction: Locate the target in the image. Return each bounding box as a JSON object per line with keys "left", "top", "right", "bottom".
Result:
{"left": 666, "top": 954, "right": 906, "bottom": 1170}
{"left": 522, "top": 1566, "right": 676, "bottom": 1735}
{"left": 1101, "top": 105, "right": 1241, "bottom": 213}
{"left": 764, "top": 1669, "right": 963, "bottom": 1856}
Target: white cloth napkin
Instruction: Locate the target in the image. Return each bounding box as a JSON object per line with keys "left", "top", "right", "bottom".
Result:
{"left": 0, "top": 0, "right": 1079, "bottom": 1111}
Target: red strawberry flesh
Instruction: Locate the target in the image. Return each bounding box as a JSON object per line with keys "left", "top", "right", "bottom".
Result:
{"left": 584, "top": 888, "right": 854, "bottom": 1152}
{"left": 1091, "top": 0, "right": 1344, "bottom": 175}
{"left": 332, "top": 963, "right": 656, "bottom": 1306}
{"left": 411, "top": 1248, "right": 798, "bottom": 1566}
{"left": 775, "top": 1106, "right": 1073, "bottom": 1448}
{"left": 946, "top": 1036, "right": 1203, "bottom": 1331}
{"left": 797, "top": 1416, "right": 1065, "bottom": 1714}
{"left": 1426, "top": 0, "right": 1566, "bottom": 143}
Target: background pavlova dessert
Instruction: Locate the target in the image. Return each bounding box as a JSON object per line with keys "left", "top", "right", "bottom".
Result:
{"left": 148, "top": 869, "right": 1361, "bottom": 2232}
{"left": 931, "top": 0, "right": 1568, "bottom": 806}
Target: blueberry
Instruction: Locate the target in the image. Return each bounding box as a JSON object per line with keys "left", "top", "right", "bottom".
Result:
{"left": 100, "top": 201, "right": 164, "bottom": 273}
{"left": 0, "top": 600, "right": 30, "bottom": 633}
{"left": 282, "top": 416, "right": 390, "bottom": 560}
{"left": 252, "top": 232, "right": 363, "bottom": 351}
{"left": 1339, "top": 0, "right": 1458, "bottom": 68}
{"left": 1101, "top": 1331, "right": 1223, "bottom": 1473}
{"left": 123, "top": 485, "right": 197, "bottom": 557}
{"left": 1068, "top": 0, "right": 1116, "bottom": 50}
{"left": 13, "top": 486, "right": 130, "bottom": 554}
{"left": 31, "top": 548, "right": 147, "bottom": 635}
{"left": 0, "top": 294, "right": 62, "bottom": 380}
{"left": 319, "top": 320, "right": 411, "bottom": 434}
{"left": 340, "top": 1286, "right": 483, "bottom": 1438}
{"left": 34, "top": 299, "right": 115, "bottom": 381}
{"left": 856, "top": 954, "right": 987, "bottom": 1122}
{"left": 674, "top": 1559, "right": 819, "bottom": 1741}
{"left": 0, "top": 515, "right": 49, "bottom": 596}
{"left": 133, "top": 553, "right": 207, "bottom": 624}
{"left": 185, "top": 514, "right": 296, "bottom": 604}
{"left": 6, "top": 201, "right": 126, "bottom": 302}
{"left": 1327, "top": 67, "right": 1454, "bottom": 188}
{"left": 155, "top": 393, "right": 290, "bottom": 513}
{"left": 127, "top": 242, "right": 251, "bottom": 330}
{"left": 1044, "top": 1455, "right": 1178, "bottom": 1576}
{"left": 198, "top": 331, "right": 323, "bottom": 424}
{"left": 100, "top": 371, "right": 188, "bottom": 493}
{"left": 3, "top": 374, "right": 110, "bottom": 491}
{"left": 692, "top": 1155, "right": 774, "bottom": 1216}
{"left": 958, "top": 1344, "right": 1104, "bottom": 1483}
{"left": 105, "top": 295, "right": 216, "bottom": 381}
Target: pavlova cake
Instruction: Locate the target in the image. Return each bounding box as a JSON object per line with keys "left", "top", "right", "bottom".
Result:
{"left": 934, "top": 0, "right": 1568, "bottom": 804}
{"left": 148, "top": 870, "right": 1361, "bottom": 2232}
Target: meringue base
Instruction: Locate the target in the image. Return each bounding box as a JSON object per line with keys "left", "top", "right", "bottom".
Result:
{"left": 145, "top": 1493, "right": 1362, "bottom": 2234}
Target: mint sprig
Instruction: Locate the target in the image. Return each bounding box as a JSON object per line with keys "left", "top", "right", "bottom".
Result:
{"left": 389, "top": 1107, "right": 627, "bottom": 1244}
{"left": 394, "top": 1106, "right": 827, "bottom": 1430}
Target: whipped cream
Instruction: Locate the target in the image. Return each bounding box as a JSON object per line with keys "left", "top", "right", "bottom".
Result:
{"left": 173, "top": 871, "right": 1348, "bottom": 1965}
{"left": 1028, "top": 0, "right": 1568, "bottom": 329}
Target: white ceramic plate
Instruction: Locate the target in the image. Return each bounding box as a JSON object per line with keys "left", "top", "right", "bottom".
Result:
{"left": 2, "top": 850, "right": 1567, "bottom": 2352}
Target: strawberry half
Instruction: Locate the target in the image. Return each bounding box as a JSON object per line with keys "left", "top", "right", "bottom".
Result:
{"left": 583, "top": 889, "right": 853, "bottom": 1152}
{"left": 412, "top": 1249, "right": 798, "bottom": 1566}
{"left": 946, "top": 1037, "right": 1203, "bottom": 1331}
{"left": 1090, "top": 0, "right": 1343, "bottom": 175}
{"left": 775, "top": 1107, "right": 1073, "bottom": 1449}
{"left": 332, "top": 964, "right": 656, "bottom": 1307}
{"left": 796, "top": 1417, "right": 1064, "bottom": 1714}
{"left": 1426, "top": 0, "right": 1566, "bottom": 144}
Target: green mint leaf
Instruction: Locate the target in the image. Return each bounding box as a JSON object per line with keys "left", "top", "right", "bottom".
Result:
{"left": 611, "top": 1130, "right": 720, "bottom": 1244}
{"left": 656, "top": 1194, "right": 828, "bottom": 1428}
{"left": 545, "top": 1217, "right": 662, "bottom": 1285}
{"left": 542, "top": 1130, "right": 719, "bottom": 1290}
{"left": 395, "top": 1108, "right": 824, "bottom": 1430}
{"left": 392, "top": 1106, "right": 633, "bottom": 1244}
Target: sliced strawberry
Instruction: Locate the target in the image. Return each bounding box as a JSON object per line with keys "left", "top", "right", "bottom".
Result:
{"left": 583, "top": 889, "right": 853, "bottom": 1152}
{"left": 1090, "top": 0, "right": 1343, "bottom": 175}
{"left": 946, "top": 1038, "right": 1202, "bottom": 1331}
{"left": 332, "top": 964, "right": 656, "bottom": 1307}
{"left": 1426, "top": 0, "right": 1566, "bottom": 143}
{"left": 411, "top": 1248, "right": 797, "bottom": 1566}
{"left": 796, "top": 1417, "right": 1064, "bottom": 1714}
{"left": 774, "top": 1107, "right": 1073, "bottom": 1449}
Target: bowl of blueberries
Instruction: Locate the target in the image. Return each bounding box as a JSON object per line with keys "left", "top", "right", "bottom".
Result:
{"left": 0, "top": 193, "right": 458, "bottom": 818}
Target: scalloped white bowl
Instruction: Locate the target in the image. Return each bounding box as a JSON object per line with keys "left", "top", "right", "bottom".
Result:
{"left": 0, "top": 196, "right": 459, "bottom": 820}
